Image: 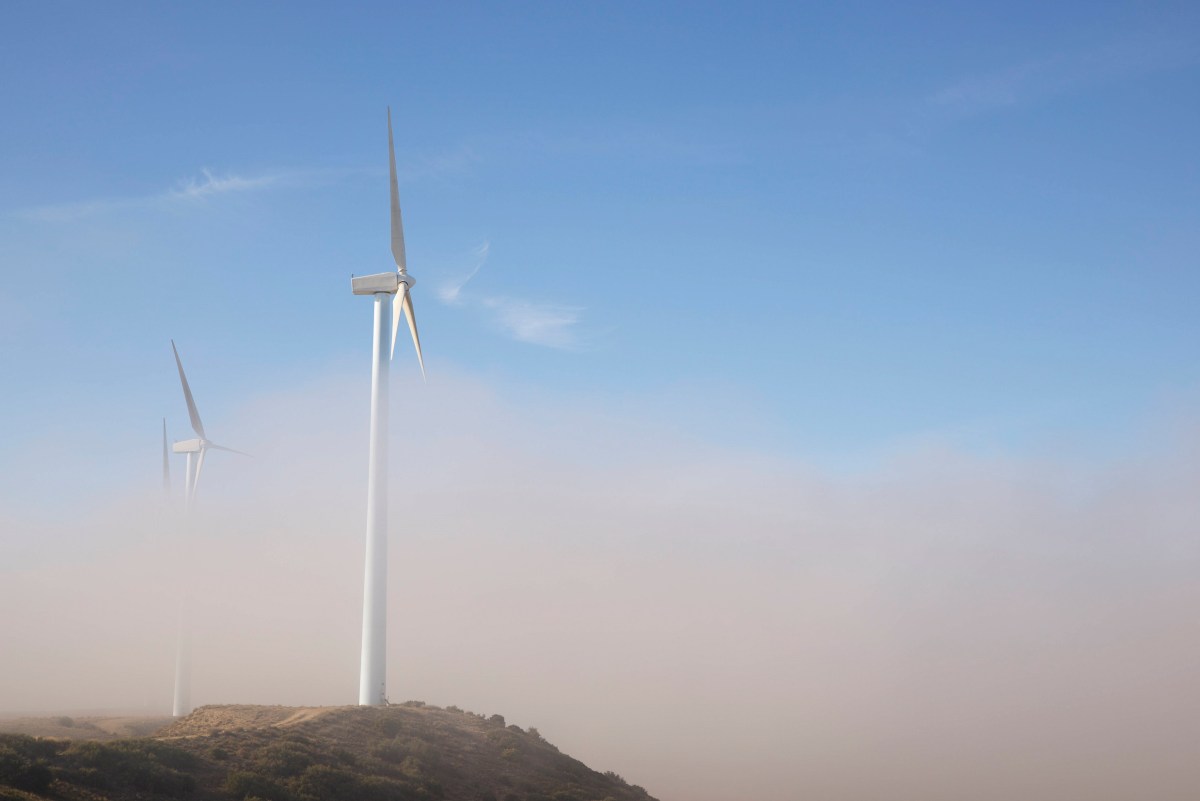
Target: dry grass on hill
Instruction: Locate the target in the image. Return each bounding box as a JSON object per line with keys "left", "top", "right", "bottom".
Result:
{"left": 1, "top": 703, "right": 657, "bottom": 801}
{"left": 0, "top": 716, "right": 173, "bottom": 741}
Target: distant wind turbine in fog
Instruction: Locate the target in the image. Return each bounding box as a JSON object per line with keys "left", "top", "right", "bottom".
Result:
{"left": 167, "top": 340, "right": 248, "bottom": 717}
{"left": 171, "top": 341, "right": 249, "bottom": 512}
{"left": 350, "top": 108, "right": 426, "bottom": 706}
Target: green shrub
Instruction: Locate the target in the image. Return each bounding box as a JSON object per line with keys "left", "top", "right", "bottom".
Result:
{"left": 360, "top": 774, "right": 426, "bottom": 801}
{"left": 61, "top": 740, "right": 196, "bottom": 795}
{"left": 255, "top": 742, "right": 314, "bottom": 778}
{"left": 399, "top": 754, "right": 426, "bottom": 778}
{"left": 0, "top": 747, "right": 28, "bottom": 783}
{"left": 225, "top": 770, "right": 292, "bottom": 801}
{"left": 67, "top": 766, "right": 109, "bottom": 789}
{"left": 18, "top": 762, "right": 52, "bottom": 793}
{"left": 485, "top": 729, "right": 517, "bottom": 746}
{"left": 0, "top": 747, "right": 52, "bottom": 794}
{"left": 369, "top": 738, "right": 409, "bottom": 764}
{"left": 0, "top": 735, "right": 60, "bottom": 761}
{"left": 376, "top": 715, "right": 403, "bottom": 738}
{"left": 296, "top": 765, "right": 359, "bottom": 801}
{"left": 373, "top": 736, "right": 440, "bottom": 773}
{"left": 107, "top": 739, "right": 200, "bottom": 772}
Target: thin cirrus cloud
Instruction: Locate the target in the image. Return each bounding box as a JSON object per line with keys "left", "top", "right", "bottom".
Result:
{"left": 481, "top": 297, "right": 584, "bottom": 350}
{"left": 14, "top": 143, "right": 479, "bottom": 224}
{"left": 437, "top": 241, "right": 491, "bottom": 305}
{"left": 14, "top": 167, "right": 296, "bottom": 223}
{"left": 169, "top": 168, "right": 281, "bottom": 200}
{"left": 437, "top": 241, "right": 584, "bottom": 350}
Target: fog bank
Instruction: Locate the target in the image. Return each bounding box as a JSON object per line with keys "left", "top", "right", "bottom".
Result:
{"left": 2, "top": 370, "right": 1198, "bottom": 801}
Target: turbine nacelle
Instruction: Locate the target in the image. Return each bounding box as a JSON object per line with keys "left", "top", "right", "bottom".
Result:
{"left": 351, "top": 271, "right": 414, "bottom": 295}
{"left": 172, "top": 438, "right": 203, "bottom": 454}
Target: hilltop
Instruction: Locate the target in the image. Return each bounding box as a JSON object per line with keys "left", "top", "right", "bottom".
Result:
{"left": 0, "top": 715, "right": 172, "bottom": 741}
{"left": 0, "top": 703, "right": 657, "bottom": 801}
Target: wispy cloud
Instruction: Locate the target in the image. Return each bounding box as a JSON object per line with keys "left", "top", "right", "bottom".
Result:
{"left": 16, "top": 142, "right": 479, "bottom": 224}
{"left": 168, "top": 168, "right": 281, "bottom": 200}
{"left": 434, "top": 241, "right": 584, "bottom": 349}
{"left": 437, "top": 241, "right": 490, "bottom": 304}
{"left": 16, "top": 167, "right": 295, "bottom": 222}
{"left": 930, "top": 33, "right": 1198, "bottom": 115}
{"left": 482, "top": 297, "right": 584, "bottom": 350}
{"left": 10, "top": 132, "right": 483, "bottom": 224}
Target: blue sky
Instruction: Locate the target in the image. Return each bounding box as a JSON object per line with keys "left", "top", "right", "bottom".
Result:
{"left": 1, "top": 1, "right": 1198, "bottom": 491}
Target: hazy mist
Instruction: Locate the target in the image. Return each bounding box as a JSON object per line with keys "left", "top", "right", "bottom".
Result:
{"left": 2, "top": 368, "right": 1198, "bottom": 801}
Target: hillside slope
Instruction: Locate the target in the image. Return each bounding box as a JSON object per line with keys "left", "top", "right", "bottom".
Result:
{"left": 0, "top": 704, "right": 657, "bottom": 801}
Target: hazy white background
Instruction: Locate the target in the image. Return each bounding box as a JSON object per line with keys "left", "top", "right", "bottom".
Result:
{"left": 3, "top": 367, "right": 1198, "bottom": 801}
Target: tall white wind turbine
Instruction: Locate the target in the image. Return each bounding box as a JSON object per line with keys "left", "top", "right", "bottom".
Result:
{"left": 350, "top": 108, "right": 425, "bottom": 706}
{"left": 168, "top": 340, "right": 247, "bottom": 716}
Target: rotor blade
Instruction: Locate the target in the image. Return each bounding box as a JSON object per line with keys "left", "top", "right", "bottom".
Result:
{"left": 192, "top": 448, "right": 207, "bottom": 500}
{"left": 388, "top": 107, "right": 406, "bottom": 272}
{"left": 170, "top": 340, "right": 206, "bottom": 439}
{"left": 162, "top": 418, "right": 170, "bottom": 496}
{"left": 401, "top": 289, "right": 426, "bottom": 381}
{"left": 207, "top": 442, "right": 252, "bottom": 457}
{"left": 390, "top": 287, "right": 403, "bottom": 360}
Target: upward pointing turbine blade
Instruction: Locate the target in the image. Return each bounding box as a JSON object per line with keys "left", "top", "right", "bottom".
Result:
{"left": 386, "top": 107, "right": 425, "bottom": 379}
{"left": 171, "top": 340, "right": 206, "bottom": 439}
{"left": 388, "top": 107, "right": 406, "bottom": 273}
{"left": 162, "top": 418, "right": 170, "bottom": 496}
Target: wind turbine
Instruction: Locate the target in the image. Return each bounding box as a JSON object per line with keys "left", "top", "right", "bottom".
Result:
{"left": 170, "top": 340, "right": 247, "bottom": 511}
{"left": 350, "top": 108, "right": 425, "bottom": 706}
{"left": 167, "top": 340, "right": 247, "bottom": 716}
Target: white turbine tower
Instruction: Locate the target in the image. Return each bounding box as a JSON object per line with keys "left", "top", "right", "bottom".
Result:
{"left": 351, "top": 108, "right": 425, "bottom": 706}
{"left": 168, "top": 340, "right": 247, "bottom": 716}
